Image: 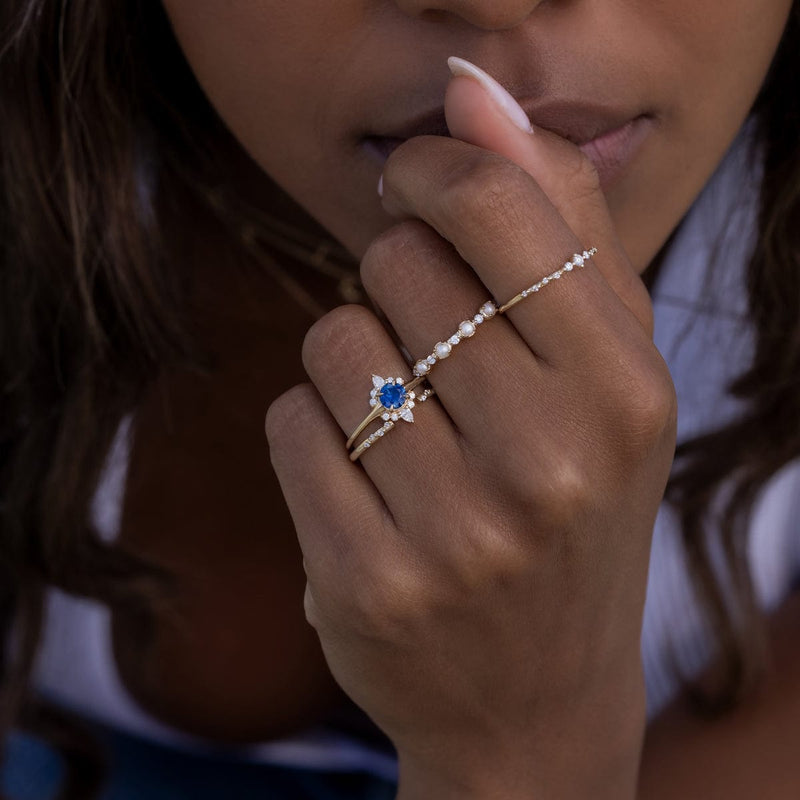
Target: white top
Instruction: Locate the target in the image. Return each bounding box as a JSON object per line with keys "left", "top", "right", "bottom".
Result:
{"left": 32, "top": 121, "right": 800, "bottom": 779}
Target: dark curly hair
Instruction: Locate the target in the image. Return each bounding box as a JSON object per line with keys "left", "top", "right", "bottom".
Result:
{"left": 1, "top": 0, "right": 799, "bottom": 795}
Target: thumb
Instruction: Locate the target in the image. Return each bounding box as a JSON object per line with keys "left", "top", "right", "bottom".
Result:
{"left": 444, "top": 57, "right": 653, "bottom": 337}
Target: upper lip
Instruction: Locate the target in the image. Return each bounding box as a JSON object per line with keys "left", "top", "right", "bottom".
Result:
{"left": 370, "top": 98, "right": 645, "bottom": 146}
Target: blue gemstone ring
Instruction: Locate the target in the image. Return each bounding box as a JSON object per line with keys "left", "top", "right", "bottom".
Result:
{"left": 345, "top": 373, "right": 428, "bottom": 452}
{"left": 349, "top": 379, "right": 436, "bottom": 463}
{"left": 370, "top": 375, "right": 415, "bottom": 420}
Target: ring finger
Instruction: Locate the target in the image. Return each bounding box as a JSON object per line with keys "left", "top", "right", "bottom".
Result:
{"left": 301, "top": 303, "right": 465, "bottom": 503}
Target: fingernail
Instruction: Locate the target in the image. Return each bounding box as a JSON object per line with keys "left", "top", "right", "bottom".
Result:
{"left": 377, "top": 174, "right": 384, "bottom": 197}
{"left": 447, "top": 56, "right": 533, "bottom": 134}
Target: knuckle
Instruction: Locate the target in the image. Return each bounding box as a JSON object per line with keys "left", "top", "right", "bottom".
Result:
{"left": 542, "top": 135, "right": 602, "bottom": 203}
{"left": 360, "top": 220, "right": 445, "bottom": 300}
{"left": 301, "top": 303, "right": 378, "bottom": 377}
{"left": 482, "top": 428, "right": 598, "bottom": 536}
{"left": 440, "top": 152, "right": 532, "bottom": 233}
{"left": 347, "top": 565, "right": 422, "bottom": 641}
{"left": 564, "top": 149, "right": 602, "bottom": 201}
{"left": 531, "top": 453, "right": 595, "bottom": 532}
{"left": 451, "top": 523, "right": 530, "bottom": 593}
{"left": 612, "top": 355, "right": 678, "bottom": 452}
{"left": 264, "top": 382, "right": 319, "bottom": 444}
{"left": 264, "top": 383, "right": 334, "bottom": 471}
{"left": 486, "top": 432, "right": 595, "bottom": 534}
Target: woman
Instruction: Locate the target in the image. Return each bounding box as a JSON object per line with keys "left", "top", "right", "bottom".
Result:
{"left": 1, "top": 1, "right": 799, "bottom": 797}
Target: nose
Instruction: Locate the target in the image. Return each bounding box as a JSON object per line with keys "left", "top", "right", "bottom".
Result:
{"left": 393, "top": 0, "right": 544, "bottom": 31}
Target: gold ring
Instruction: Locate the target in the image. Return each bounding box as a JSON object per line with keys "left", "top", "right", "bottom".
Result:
{"left": 346, "top": 299, "right": 497, "bottom": 454}
{"left": 411, "top": 301, "right": 497, "bottom": 378}
{"left": 498, "top": 248, "right": 597, "bottom": 315}
{"left": 345, "top": 374, "right": 428, "bottom": 451}
{"left": 349, "top": 387, "right": 436, "bottom": 462}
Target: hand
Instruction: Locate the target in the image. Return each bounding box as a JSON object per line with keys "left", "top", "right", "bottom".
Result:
{"left": 266, "top": 64, "right": 677, "bottom": 800}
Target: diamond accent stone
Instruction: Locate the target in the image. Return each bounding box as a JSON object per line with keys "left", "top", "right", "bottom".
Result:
{"left": 474, "top": 314, "right": 484, "bottom": 324}
{"left": 573, "top": 253, "right": 585, "bottom": 267}
{"left": 426, "top": 355, "right": 437, "bottom": 365}
{"left": 414, "top": 360, "right": 430, "bottom": 376}
{"left": 448, "top": 334, "right": 461, "bottom": 346}
{"left": 399, "top": 407, "right": 414, "bottom": 422}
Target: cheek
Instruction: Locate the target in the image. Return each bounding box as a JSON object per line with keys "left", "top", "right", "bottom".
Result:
{"left": 163, "top": 2, "right": 330, "bottom": 154}
{"left": 607, "top": 0, "right": 793, "bottom": 273}
{"left": 652, "top": 0, "right": 791, "bottom": 106}
{"left": 160, "top": 1, "right": 375, "bottom": 242}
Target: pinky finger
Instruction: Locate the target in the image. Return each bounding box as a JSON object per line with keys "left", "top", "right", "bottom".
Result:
{"left": 265, "top": 383, "right": 387, "bottom": 588}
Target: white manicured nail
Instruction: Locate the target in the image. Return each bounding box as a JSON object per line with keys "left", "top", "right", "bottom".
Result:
{"left": 447, "top": 56, "right": 533, "bottom": 134}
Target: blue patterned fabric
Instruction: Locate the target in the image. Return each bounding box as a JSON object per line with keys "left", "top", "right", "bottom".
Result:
{"left": 1, "top": 727, "right": 398, "bottom": 800}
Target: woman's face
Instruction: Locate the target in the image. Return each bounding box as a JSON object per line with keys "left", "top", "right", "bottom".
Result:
{"left": 161, "top": 0, "right": 792, "bottom": 272}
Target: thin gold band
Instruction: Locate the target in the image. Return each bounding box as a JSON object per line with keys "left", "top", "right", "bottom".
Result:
{"left": 349, "top": 388, "right": 435, "bottom": 462}
{"left": 498, "top": 248, "right": 597, "bottom": 315}
{"left": 346, "top": 249, "right": 595, "bottom": 462}
{"left": 345, "top": 374, "right": 427, "bottom": 451}
{"left": 346, "top": 299, "right": 497, "bottom": 453}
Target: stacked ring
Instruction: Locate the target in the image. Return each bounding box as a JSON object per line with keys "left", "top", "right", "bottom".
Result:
{"left": 349, "top": 387, "right": 435, "bottom": 462}
{"left": 345, "top": 247, "right": 596, "bottom": 460}
{"left": 346, "top": 298, "right": 499, "bottom": 458}
{"left": 498, "top": 248, "right": 596, "bottom": 314}
{"left": 412, "top": 301, "right": 498, "bottom": 377}
{"left": 345, "top": 374, "right": 428, "bottom": 451}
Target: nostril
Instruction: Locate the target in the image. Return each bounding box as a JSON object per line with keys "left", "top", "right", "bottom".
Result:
{"left": 394, "top": 0, "right": 541, "bottom": 32}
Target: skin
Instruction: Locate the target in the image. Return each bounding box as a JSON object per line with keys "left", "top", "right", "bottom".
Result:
{"left": 160, "top": 0, "right": 788, "bottom": 268}
{"left": 113, "top": 0, "right": 799, "bottom": 796}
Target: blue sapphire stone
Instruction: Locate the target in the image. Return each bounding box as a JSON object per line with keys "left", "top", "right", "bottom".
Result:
{"left": 378, "top": 383, "right": 406, "bottom": 409}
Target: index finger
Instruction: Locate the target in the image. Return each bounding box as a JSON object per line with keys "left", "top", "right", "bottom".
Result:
{"left": 381, "top": 136, "right": 651, "bottom": 369}
{"left": 444, "top": 66, "right": 653, "bottom": 338}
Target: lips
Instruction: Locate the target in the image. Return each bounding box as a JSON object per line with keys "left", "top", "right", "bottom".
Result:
{"left": 361, "top": 99, "right": 654, "bottom": 188}
{"left": 578, "top": 115, "right": 653, "bottom": 188}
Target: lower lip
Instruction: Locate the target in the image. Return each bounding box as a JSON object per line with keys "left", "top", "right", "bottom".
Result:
{"left": 578, "top": 115, "right": 653, "bottom": 189}
{"left": 362, "top": 115, "right": 653, "bottom": 188}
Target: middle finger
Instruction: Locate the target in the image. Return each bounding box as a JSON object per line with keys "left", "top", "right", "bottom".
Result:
{"left": 361, "top": 219, "right": 547, "bottom": 447}
{"left": 381, "top": 136, "right": 641, "bottom": 367}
